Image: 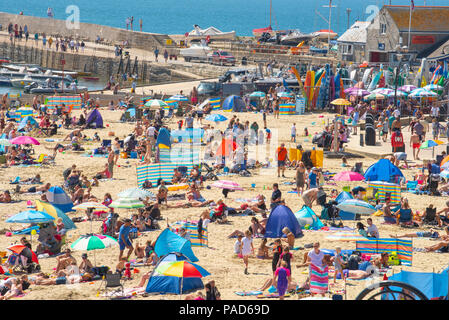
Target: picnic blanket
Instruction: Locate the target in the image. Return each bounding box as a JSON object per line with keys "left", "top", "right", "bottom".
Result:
{"left": 310, "top": 264, "right": 329, "bottom": 294}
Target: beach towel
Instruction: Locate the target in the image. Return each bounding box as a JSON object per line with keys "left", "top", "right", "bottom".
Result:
{"left": 45, "top": 96, "right": 82, "bottom": 110}
{"left": 310, "top": 264, "right": 329, "bottom": 294}
{"left": 234, "top": 290, "right": 263, "bottom": 296}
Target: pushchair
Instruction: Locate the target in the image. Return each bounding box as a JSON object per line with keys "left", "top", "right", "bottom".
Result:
{"left": 6, "top": 250, "right": 40, "bottom": 274}
{"left": 200, "top": 162, "right": 218, "bottom": 181}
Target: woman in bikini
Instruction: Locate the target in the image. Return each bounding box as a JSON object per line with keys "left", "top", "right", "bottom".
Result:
{"left": 256, "top": 238, "right": 270, "bottom": 259}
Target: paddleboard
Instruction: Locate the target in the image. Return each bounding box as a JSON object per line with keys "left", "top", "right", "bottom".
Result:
{"left": 362, "top": 67, "right": 374, "bottom": 88}
{"left": 340, "top": 77, "right": 346, "bottom": 99}
{"left": 334, "top": 73, "right": 340, "bottom": 100}
{"left": 309, "top": 70, "right": 315, "bottom": 103}
{"left": 304, "top": 70, "right": 312, "bottom": 105}
{"left": 329, "top": 75, "right": 335, "bottom": 103}
{"left": 312, "top": 71, "right": 325, "bottom": 109}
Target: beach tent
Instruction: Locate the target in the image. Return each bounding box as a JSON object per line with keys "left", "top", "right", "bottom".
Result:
{"left": 137, "top": 163, "right": 197, "bottom": 187}
{"left": 159, "top": 146, "right": 200, "bottom": 164}
{"left": 222, "top": 95, "right": 246, "bottom": 112}
{"left": 335, "top": 191, "right": 356, "bottom": 220}
{"left": 154, "top": 228, "right": 198, "bottom": 262}
{"left": 35, "top": 200, "right": 76, "bottom": 230}
{"left": 265, "top": 205, "right": 303, "bottom": 238}
{"left": 156, "top": 127, "right": 171, "bottom": 149}
{"left": 145, "top": 252, "right": 204, "bottom": 294}
{"left": 388, "top": 271, "right": 448, "bottom": 300}
{"left": 356, "top": 238, "right": 413, "bottom": 266}
{"left": 85, "top": 109, "right": 104, "bottom": 128}
{"left": 294, "top": 206, "right": 324, "bottom": 230}
{"left": 17, "top": 116, "right": 39, "bottom": 132}
{"left": 45, "top": 186, "right": 73, "bottom": 213}
{"left": 364, "top": 159, "right": 403, "bottom": 183}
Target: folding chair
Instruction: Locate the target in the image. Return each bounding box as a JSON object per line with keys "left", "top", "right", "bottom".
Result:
{"left": 103, "top": 273, "right": 124, "bottom": 299}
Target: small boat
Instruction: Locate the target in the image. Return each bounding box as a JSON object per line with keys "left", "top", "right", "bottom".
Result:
{"left": 0, "top": 77, "right": 12, "bottom": 87}
{"left": 10, "top": 76, "right": 40, "bottom": 88}
{"left": 312, "top": 29, "right": 338, "bottom": 40}
{"left": 280, "top": 30, "right": 317, "bottom": 46}
{"left": 187, "top": 25, "right": 236, "bottom": 41}
{"left": 24, "top": 81, "right": 87, "bottom": 94}
{"left": 253, "top": 25, "right": 275, "bottom": 37}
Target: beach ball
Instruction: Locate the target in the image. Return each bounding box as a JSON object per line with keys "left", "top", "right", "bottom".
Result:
{"left": 311, "top": 122, "right": 316, "bottom": 125}
{"left": 304, "top": 224, "right": 311, "bottom": 230}
{"left": 106, "top": 124, "right": 110, "bottom": 127}
{"left": 31, "top": 229, "right": 37, "bottom": 235}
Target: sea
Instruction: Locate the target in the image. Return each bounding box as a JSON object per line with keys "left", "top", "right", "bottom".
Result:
{"left": 1, "top": 0, "right": 448, "bottom": 37}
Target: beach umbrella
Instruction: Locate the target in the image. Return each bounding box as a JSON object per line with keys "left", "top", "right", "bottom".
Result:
{"left": 336, "top": 199, "right": 376, "bottom": 215}
{"left": 363, "top": 93, "right": 386, "bottom": 101}
{"left": 6, "top": 210, "right": 55, "bottom": 224}
{"left": 109, "top": 198, "right": 145, "bottom": 209}
{"left": 155, "top": 260, "right": 210, "bottom": 298}
{"left": 7, "top": 245, "right": 39, "bottom": 264}
{"left": 143, "top": 99, "right": 168, "bottom": 109}
{"left": 205, "top": 114, "right": 228, "bottom": 122}
{"left": 324, "top": 232, "right": 366, "bottom": 242}
{"left": 398, "top": 85, "right": 417, "bottom": 93}
{"left": 424, "top": 84, "right": 444, "bottom": 94}
{"left": 117, "top": 188, "right": 154, "bottom": 199}
{"left": 332, "top": 171, "right": 365, "bottom": 182}
{"left": 387, "top": 90, "right": 408, "bottom": 98}
{"left": 71, "top": 234, "right": 118, "bottom": 251}
{"left": 71, "top": 234, "right": 118, "bottom": 265}
{"left": 419, "top": 140, "right": 444, "bottom": 149}
{"left": 408, "top": 88, "right": 437, "bottom": 98}
{"left": 10, "top": 136, "right": 40, "bottom": 145}
{"left": 169, "top": 95, "right": 189, "bottom": 102}
{"left": 347, "top": 89, "right": 370, "bottom": 97}
{"left": 372, "top": 88, "right": 394, "bottom": 95}
{"left": 277, "top": 92, "right": 295, "bottom": 99}
{"left": 250, "top": 91, "right": 266, "bottom": 98}
{"left": 440, "top": 170, "right": 449, "bottom": 179}
{"left": 72, "top": 202, "right": 109, "bottom": 211}
{"left": 211, "top": 180, "right": 244, "bottom": 191}
{"left": 330, "top": 98, "right": 351, "bottom": 106}
{"left": 156, "top": 260, "right": 210, "bottom": 278}
{"left": 0, "top": 138, "right": 11, "bottom": 146}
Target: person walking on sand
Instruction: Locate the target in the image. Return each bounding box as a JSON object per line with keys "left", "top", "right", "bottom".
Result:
{"left": 112, "top": 137, "right": 121, "bottom": 165}
{"left": 240, "top": 230, "right": 254, "bottom": 274}
{"left": 410, "top": 131, "right": 421, "bottom": 160}
{"left": 273, "top": 261, "right": 291, "bottom": 300}
{"left": 107, "top": 147, "right": 115, "bottom": 179}
{"left": 118, "top": 218, "right": 134, "bottom": 261}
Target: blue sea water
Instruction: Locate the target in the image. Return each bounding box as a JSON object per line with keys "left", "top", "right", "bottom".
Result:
{"left": 1, "top": 0, "right": 448, "bottom": 37}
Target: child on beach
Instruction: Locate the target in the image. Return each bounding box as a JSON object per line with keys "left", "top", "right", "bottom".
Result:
{"left": 333, "top": 247, "right": 344, "bottom": 283}
{"left": 240, "top": 230, "right": 254, "bottom": 274}
{"left": 281, "top": 227, "right": 295, "bottom": 249}
{"left": 234, "top": 234, "right": 243, "bottom": 257}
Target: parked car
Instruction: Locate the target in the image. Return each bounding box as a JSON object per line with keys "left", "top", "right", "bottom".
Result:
{"left": 209, "top": 50, "right": 236, "bottom": 66}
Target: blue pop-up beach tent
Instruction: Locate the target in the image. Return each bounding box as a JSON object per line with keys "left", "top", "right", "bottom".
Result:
{"left": 389, "top": 270, "right": 448, "bottom": 300}
{"left": 364, "top": 159, "right": 404, "bottom": 183}
{"left": 222, "top": 95, "right": 246, "bottom": 112}
{"left": 154, "top": 228, "right": 198, "bottom": 262}
{"left": 145, "top": 252, "right": 205, "bottom": 294}
{"left": 46, "top": 186, "right": 73, "bottom": 213}
{"left": 335, "top": 191, "right": 356, "bottom": 220}
{"left": 265, "top": 205, "right": 303, "bottom": 238}
{"left": 17, "top": 116, "right": 39, "bottom": 132}
{"left": 294, "top": 206, "right": 324, "bottom": 230}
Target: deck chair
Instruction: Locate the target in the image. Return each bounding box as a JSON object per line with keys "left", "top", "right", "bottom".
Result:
{"left": 103, "top": 273, "right": 124, "bottom": 298}
{"left": 422, "top": 207, "right": 439, "bottom": 226}
{"left": 406, "top": 180, "right": 419, "bottom": 194}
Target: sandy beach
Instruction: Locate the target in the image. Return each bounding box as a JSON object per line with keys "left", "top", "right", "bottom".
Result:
{"left": 0, "top": 99, "right": 448, "bottom": 300}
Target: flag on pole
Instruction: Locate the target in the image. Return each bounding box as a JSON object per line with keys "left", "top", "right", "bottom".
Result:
{"left": 411, "top": 0, "right": 415, "bottom": 11}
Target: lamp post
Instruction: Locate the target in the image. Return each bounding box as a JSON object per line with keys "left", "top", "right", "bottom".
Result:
{"left": 346, "top": 8, "right": 352, "bottom": 30}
